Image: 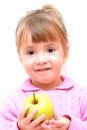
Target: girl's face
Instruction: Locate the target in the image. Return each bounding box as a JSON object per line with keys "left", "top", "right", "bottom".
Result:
{"left": 19, "top": 33, "right": 69, "bottom": 89}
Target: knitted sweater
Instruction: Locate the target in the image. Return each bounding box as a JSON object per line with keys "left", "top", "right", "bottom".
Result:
{"left": 0, "top": 76, "right": 87, "bottom": 130}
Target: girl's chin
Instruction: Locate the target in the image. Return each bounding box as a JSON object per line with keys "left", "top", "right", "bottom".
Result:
{"left": 32, "top": 77, "right": 52, "bottom": 83}
{"left": 32, "top": 79, "right": 56, "bottom": 86}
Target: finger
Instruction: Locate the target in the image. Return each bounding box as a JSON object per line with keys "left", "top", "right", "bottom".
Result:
{"left": 30, "top": 114, "right": 46, "bottom": 127}
{"left": 26, "top": 108, "right": 38, "bottom": 122}
{"left": 51, "top": 119, "right": 63, "bottom": 128}
{"left": 18, "top": 105, "right": 30, "bottom": 120}
{"left": 53, "top": 114, "right": 60, "bottom": 120}
{"left": 43, "top": 120, "right": 50, "bottom": 125}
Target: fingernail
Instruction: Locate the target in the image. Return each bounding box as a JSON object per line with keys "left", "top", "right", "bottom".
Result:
{"left": 32, "top": 109, "right": 38, "bottom": 113}
{"left": 42, "top": 114, "right": 46, "bottom": 118}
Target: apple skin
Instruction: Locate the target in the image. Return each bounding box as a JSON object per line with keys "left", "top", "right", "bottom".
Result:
{"left": 22, "top": 93, "right": 54, "bottom": 120}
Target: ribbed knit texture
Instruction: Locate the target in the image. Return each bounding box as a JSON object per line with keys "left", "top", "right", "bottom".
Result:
{"left": 0, "top": 76, "right": 87, "bottom": 129}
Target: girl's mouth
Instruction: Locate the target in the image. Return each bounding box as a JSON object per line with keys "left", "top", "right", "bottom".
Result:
{"left": 36, "top": 68, "right": 50, "bottom": 71}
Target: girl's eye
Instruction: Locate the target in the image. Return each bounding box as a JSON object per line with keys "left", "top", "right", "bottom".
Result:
{"left": 27, "top": 50, "right": 34, "bottom": 55}
{"left": 48, "top": 48, "right": 55, "bottom": 53}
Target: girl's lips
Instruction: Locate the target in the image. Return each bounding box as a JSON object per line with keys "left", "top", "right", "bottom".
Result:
{"left": 36, "top": 68, "right": 50, "bottom": 71}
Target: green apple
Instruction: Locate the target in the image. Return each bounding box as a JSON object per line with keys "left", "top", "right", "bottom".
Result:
{"left": 22, "top": 93, "right": 54, "bottom": 120}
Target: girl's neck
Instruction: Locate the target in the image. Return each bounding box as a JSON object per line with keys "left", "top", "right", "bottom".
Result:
{"left": 31, "top": 77, "right": 62, "bottom": 90}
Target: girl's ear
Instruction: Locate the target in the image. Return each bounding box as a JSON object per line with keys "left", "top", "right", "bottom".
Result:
{"left": 63, "top": 44, "right": 69, "bottom": 63}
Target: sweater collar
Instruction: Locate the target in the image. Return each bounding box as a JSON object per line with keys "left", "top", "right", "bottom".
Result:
{"left": 21, "top": 76, "right": 74, "bottom": 92}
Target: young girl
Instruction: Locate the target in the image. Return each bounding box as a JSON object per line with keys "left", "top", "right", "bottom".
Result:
{"left": 0, "top": 4, "right": 87, "bottom": 130}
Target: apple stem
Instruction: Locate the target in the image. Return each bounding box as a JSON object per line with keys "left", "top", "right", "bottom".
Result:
{"left": 33, "top": 93, "right": 37, "bottom": 104}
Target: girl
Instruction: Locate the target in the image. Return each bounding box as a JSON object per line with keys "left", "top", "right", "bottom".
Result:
{"left": 0, "top": 4, "right": 87, "bottom": 130}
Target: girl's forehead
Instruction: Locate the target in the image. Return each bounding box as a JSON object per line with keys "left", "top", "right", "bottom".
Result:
{"left": 21, "top": 38, "right": 62, "bottom": 50}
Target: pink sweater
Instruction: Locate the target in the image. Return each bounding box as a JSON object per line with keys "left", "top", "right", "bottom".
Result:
{"left": 0, "top": 76, "right": 87, "bottom": 130}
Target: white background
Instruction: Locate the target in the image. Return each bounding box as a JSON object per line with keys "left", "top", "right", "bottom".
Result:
{"left": 0, "top": 0, "right": 87, "bottom": 104}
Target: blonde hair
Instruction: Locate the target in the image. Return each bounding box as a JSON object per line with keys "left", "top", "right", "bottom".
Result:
{"left": 16, "top": 5, "right": 69, "bottom": 52}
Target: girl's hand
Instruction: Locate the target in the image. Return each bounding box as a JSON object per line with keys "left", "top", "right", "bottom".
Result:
{"left": 17, "top": 106, "right": 46, "bottom": 130}
{"left": 41, "top": 115, "right": 71, "bottom": 130}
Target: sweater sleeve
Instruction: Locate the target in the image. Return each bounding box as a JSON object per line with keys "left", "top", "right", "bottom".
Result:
{"left": 69, "top": 87, "right": 87, "bottom": 130}
{"left": 0, "top": 97, "right": 19, "bottom": 130}
{"left": 69, "top": 116, "right": 87, "bottom": 130}
{"left": 0, "top": 120, "right": 19, "bottom": 130}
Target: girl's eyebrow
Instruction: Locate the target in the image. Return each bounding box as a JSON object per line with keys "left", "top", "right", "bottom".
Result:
{"left": 24, "top": 44, "right": 35, "bottom": 49}
{"left": 45, "top": 43, "right": 57, "bottom": 47}
{"left": 23, "top": 42, "right": 57, "bottom": 49}
{"left": 21, "top": 46, "right": 34, "bottom": 51}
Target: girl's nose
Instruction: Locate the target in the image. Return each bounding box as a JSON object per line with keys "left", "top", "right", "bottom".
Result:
{"left": 36, "top": 53, "right": 47, "bottom": 64}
